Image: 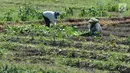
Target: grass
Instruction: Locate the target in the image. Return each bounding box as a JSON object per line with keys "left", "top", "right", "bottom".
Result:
{"left": 0, "top": 60, "right": 91, "bottom": 73}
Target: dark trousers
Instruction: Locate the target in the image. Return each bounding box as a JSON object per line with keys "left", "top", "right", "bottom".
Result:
{"left": 43, "top": 16, "right": 50, "bottom": 27}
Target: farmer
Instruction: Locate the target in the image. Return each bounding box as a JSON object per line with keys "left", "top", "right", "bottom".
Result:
{"left": 88, "top": 18, "right": 102, "bottom": 36}
{"left": 43, "top": 11, "right": 60, "bottom": 27}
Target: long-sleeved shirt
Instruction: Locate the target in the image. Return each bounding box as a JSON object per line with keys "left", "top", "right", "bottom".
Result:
{"left": 89, "top": 23, "right": 102, "bottom": 33}
{"left": 43, "top": 11, "right": 56, "bottom": 25}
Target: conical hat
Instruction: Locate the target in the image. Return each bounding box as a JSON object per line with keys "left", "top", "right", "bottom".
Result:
{"left": 88, "top": 18, "right": 99, "bottom": 23}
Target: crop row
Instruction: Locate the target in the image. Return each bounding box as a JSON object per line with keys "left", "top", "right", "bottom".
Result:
{"left": 0, "top": 34, "right": 129, "bottom": 53}
{"left": 0, "top": 41, "right": 130, "bottom": 72}
{"left": 0, "top": 41, "right": 130, "bottom": 63}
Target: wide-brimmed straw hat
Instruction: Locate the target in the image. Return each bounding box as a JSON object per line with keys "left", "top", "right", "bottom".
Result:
{"left": 88, "top": 18, "right": 99, "bottom": 23}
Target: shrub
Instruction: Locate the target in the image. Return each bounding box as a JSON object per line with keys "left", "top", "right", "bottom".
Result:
{"left": 79, "top": 6, "right": 107, "bottom": 17}
{"left": 65, "top": 7, "right": 74, "bottom": 16}
{"left": 106, "top": 2, "right": 118, "bottom": 12}
{"left": 60, "top": 7, "right": 75, "bottom": 19}
{"left": 59, "top": 12, "right": 67, "bottom": 19}
{"left": 79, "top": 7, "right": 87, "bottom": 17}
{"left": 18, "top": 3, "right": 42, "bottom": 21}
{"left": 3, "top": 9, "right": 13, "bottom": 21}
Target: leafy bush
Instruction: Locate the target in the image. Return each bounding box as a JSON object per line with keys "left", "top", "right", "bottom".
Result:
{"left": 65, "top": 7, "right": 74, "bottom": 16}
{"left": 59, "top": 12, "right": 67, "bottom": 19}
{"left": 106, "top": 2, "right": 118, "bottom": 12}
{"left": 79, "top": 6, "right": 107, "bottom": 17}
{"left": 18, "top": 3, "right": 42, "bottom": 21}
{"left": 3, "top": 9, "right": 13, "bottom": 21}
{"left": 60, "top": 7, "right": 75, "bottom": 19}
{"left": 79, "top": 7, "right": 86, "bottom": 17}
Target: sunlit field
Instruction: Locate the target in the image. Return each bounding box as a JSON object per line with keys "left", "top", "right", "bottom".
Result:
{"left": 0, "top": 0, "right": 130, "bottom": 73}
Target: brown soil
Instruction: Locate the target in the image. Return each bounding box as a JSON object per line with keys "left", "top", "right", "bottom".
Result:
{"left": 1, "top": 17, "right": 130, "bottom": 28}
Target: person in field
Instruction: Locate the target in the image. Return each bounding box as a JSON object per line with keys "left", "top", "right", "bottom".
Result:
{"left": 88, "top": 18, "right": 102, "bottom": 36}
{"left": 42, "top": 11, "right": 60, "bottom": 27}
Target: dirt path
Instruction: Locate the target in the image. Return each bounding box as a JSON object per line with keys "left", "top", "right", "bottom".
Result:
{"left": 0, "top": 17, "right": 130, "bottom": 27}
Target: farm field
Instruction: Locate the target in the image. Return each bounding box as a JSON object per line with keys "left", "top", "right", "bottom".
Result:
{"left": 0, "top": 0, "right": 130, "bottom": 73}
{"left": 0, "top": 21, "right": 130, "bottom": 73}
